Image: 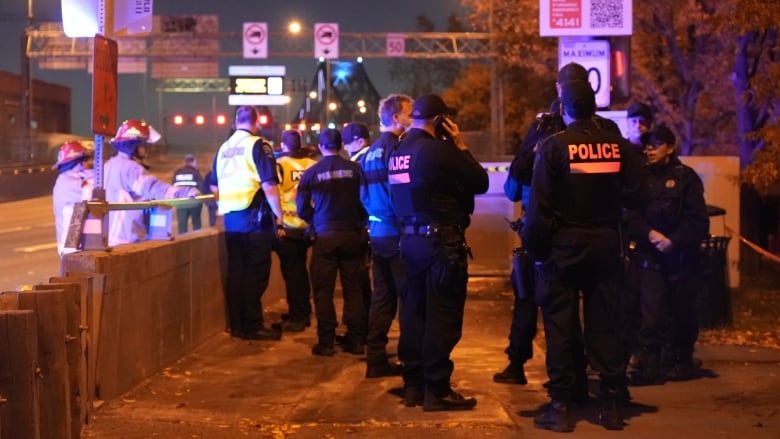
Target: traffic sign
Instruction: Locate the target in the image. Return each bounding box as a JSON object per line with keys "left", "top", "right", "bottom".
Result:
{"left": 558, "top": 39, "right": 611, "bottom": 108}
{"left": 314, "top": 23, "right": 339, "bottom": 59}
{"left": 243, "top": 22, "right": 268, "bottom": 59}
{"left": 386, "top": 33, "right": 405, "bottom": 57}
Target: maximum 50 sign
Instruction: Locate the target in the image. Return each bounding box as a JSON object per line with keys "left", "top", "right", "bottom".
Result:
{"left": 559, "top": 39, "right": 611, "bottom": 108}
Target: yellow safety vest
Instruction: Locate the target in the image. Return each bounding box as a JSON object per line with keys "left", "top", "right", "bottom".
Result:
{"left": 276, "top": 154, "right": 316, "bottom": 229}
{"left": 215, "top": 130, "right": 262, "bottom": 214}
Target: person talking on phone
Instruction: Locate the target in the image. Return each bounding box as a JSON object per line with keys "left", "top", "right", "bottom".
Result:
{"left": 387, "top": 94, "right": 489, "bottom": 411}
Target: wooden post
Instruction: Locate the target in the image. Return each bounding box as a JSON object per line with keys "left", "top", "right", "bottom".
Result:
{"left": 0, "top": 291, "right": 18, "bottom": 311}
{"left": 18, "top": 290, "right": 72, "bottom": 439}
{"left": 61, "top": 272, "right": 105, "bottom": 410}
{"left": 0, "top": 310, "right": 40, "bottom": 439}
{"left": 37, "top": 282, "right": 84, "bottom": 439}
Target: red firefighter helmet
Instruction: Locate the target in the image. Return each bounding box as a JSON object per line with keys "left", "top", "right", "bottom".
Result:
{"left": 112, "top": 119, "right": 161, "bottom": 143}
{"left": 53, "top": 140, "right": 90, "bottom": 169}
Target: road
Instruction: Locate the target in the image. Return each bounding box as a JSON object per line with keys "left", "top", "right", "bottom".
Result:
{"left": 0, "top": 195, "right": 62, "bottom": 292}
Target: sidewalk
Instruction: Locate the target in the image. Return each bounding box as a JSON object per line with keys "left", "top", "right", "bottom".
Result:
{"left": 83, "top": 276, "right": 780, "bottom": 438}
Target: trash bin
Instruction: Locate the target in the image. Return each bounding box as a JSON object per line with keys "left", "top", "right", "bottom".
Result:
{"left": 697, "top": 235, "right": 732, "bottom": 328}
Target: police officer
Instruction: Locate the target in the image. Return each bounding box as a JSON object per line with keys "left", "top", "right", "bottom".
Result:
{"left": 274, "top": 130, "right": 317, "bottom": 332}
{"left": 359, "top": 94, "right": 413, "bottom": 378}
{"left": 210, "top": 106, "right": 284, "bottom": 341}
{"left": 496, "top": 62, "right": 623, "bottom": 388}
{"left": 172, "top": 154, "right": 204, "bottom": 233}
{"left": 626, "top": 102, "right": 654, "bottom": 152}
{"left": 296, "top": 128, "right": 369, "bottom": 356}
{"left": 387, "top": 94, "right": 489, "bottom": 411}
{"left": 523, "top": 80, "right": 646, "bottom": 432}
{"left": 624, "top": 125, "right": 709, "bottom": 385}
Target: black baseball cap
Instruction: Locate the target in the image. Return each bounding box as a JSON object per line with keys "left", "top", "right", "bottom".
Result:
{"left": 627, "top": 102, "right": 654, "bottom": 123}
{"left": 342, "top": 122, "right": 370, "bottom": 142}
{"left": 319, "top": 128, "right": 342, "bottom": 149}
{"left": 641, "top": 125, "right": 676, "bottom": 146}
{"left": 411, "top": 94, "right": 456, "bottom": 120}
{"left": 559, "top": 80, "right": 596, "bottom": 119}
{"left": 557, "top": 62, "right": 589, "bottom": 83}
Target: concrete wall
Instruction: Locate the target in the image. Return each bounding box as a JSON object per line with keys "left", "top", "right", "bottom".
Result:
{"left": 61, "top": 228, "right": 230, "bottom": 400}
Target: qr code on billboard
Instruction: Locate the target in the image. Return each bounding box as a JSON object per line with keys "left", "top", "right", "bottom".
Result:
{"left": 591, "top": 0, "right": 624, "bottom": 29}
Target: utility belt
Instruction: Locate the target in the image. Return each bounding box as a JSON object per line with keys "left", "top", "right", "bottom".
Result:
{"left": 402, "top": 223, "right": 464, "bottom": 237}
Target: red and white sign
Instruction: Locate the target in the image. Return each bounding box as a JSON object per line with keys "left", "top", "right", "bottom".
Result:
{"left": 314, "top": 23, "right": 339, "bottom": 59}
{"left": 243, "top": 22, "right": 268, "bottom": 59}
{"left": 540, "top": 0, "right": 633, "bottom": 37}
{"left": 386, "top": 33, "right": 405, "bottom": 57}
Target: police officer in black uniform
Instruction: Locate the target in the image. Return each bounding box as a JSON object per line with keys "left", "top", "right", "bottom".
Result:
{"left": 624, "top": 125, "right": 709, "bottom": 385}
{"left": 296, "top": 128, "right": 369, "bottom": 357}
{"left": 172, "top": 154, "right": 204, "bottom": 233}
{"left": 497, "top": 63, "right": 623, "bottom": 387}
{"left": 523, "top": 80, "right": 646, "bottom": 432}
{"left": 387, "top": 94, "right": 489, "bottom": 411}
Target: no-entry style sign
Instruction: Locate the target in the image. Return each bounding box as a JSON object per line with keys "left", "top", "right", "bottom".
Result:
{"left": 243, "top": 22, "right": 268, "bottom": 59}
{"left": 314, "top": 22, "right": 339, "bottom": 59}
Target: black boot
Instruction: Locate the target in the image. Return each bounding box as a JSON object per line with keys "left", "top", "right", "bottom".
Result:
{"left": 533, "top": 400, "right": 574, "bottom": 433}
{"left": 493, "top": 361, "right": 527, "bottom": 384}
{"left": 598, "top": 399, "right": 624, "bottom": 430}
{"left": 629, "top": 349, "right": 664, "bottom": 386}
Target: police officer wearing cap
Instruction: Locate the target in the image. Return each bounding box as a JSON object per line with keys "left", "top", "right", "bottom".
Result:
{"left": 210, "top": 106, "right": 285, "bottom": 341}
{"left": 497, "top": 62, "right": 623, "bottom": 388}
{"left": 626, "top": 102, "right": 654, "bottom": 153}
{"left": 387, "top": 94, "right": 489, "bottom": 411}
{"left": 359, "top": 94, "right": 413, "bottom": 379}
{"left": 171, "top": 154, "right": 204, "bottom": 233}
{"left": 624, "top": 125, "right": 709, "bottom": 385}
{"left": 296, "top": 128, "right": 369, "bottom": 357}
{"left": 523, "top": 80, "right": 647, "bottom": 432}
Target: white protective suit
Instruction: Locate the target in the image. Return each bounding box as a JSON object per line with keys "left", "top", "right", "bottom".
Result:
{"left": 52, "top": 167, "right": 94, "bottom": 256}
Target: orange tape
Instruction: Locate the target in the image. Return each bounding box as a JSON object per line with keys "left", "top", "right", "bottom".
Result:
{"left": 724, "top": 224, "right": 780, "bottom": 264}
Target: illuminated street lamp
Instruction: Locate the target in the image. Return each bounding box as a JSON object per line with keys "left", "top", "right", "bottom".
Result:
{"left": 288, "top": 20, "right": 302, "bottom": 35}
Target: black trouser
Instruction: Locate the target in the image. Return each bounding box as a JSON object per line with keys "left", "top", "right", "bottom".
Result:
{"left": 273, "top": 234, "right": 312, "bottom": 323}
{"left": 506, "top": 295, "right": 538, "bottom": 364}
{"left": 310, "top": 230, "right": 369, "bottom": 345}
{"left": 224, "top": 229, "right": 274, "bottom": 334}
{"left": 176, "top": 205, "right": 202, "bottom": 234}
{"left": 366, "top": 235, "right": 405, "bottom": 366}
{"left": 398, "top": 231, "right": 468, "bottom": 397}
{"left": 536, "top": 226, "right": 627, "bottom": 402}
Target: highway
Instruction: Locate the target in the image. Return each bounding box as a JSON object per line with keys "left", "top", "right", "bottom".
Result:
{"left": 0, "top": 195, "right": 62, "bottom": 291}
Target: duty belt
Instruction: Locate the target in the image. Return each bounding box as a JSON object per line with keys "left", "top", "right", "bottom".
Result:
{"left": 402, "top": 224, "right": 464, "bottom": 237}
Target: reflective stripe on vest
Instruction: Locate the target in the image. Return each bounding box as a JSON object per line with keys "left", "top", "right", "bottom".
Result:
{"left": 216, "top": 131, "right": 261, "bottom": 214}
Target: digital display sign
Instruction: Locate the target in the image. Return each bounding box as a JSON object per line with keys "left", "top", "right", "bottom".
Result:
{"left": 228, "top": 65, "right": 287, "bottom": 106}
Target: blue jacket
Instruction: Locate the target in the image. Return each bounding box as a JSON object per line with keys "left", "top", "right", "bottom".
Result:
{"left": 359, "top": 132, "right": 402, "bottom": 237}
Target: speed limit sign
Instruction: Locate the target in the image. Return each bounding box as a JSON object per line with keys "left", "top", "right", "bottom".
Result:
{"left": 386, "top": 33, "right": 405, "bottom": 57}
{"left": 558, "top": 39, "right": 611, "bottom": 108}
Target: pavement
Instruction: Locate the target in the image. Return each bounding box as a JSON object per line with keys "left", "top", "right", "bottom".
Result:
{"left": 82, "top": 275, "right": 780, "bottom": 439}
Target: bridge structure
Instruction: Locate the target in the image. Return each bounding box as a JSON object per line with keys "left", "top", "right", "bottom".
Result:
{"left": 24, "top": 24, "right": 507, "bottom": 157}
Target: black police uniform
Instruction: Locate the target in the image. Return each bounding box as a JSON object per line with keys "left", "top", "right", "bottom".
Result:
{"left": 387, "top": 127, "right": 489, "bottom": 403}
{"left": 624, "top": 155, "right": 709, "bottom": 382}
{"left": 296, "top": 154, "right": 369, "bottom": 352}
{"left": 172, "top": 163, "right": 204, "bottom": 233}
{"left": 499, "top": 104, "right": 623, "bottom": 383}
{"left": 523, "top": 118, "right": 646, "bottom": 406}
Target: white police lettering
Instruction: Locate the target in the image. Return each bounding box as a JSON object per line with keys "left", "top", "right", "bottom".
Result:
{"left": 567, "top": 143, "right": 621, "bottom": 161}
{"left": 388, "top": 155, "right": 411, "bottom": 171}
{"left": 365, "top": 148, "right": 383, "bottom": 162}
{"left": 316, "top": 169, "right": 354, "bottom": 182}
{"left": 291, "top": 170, "right": 305, "bottom": 181}
{"left": 221, "top": 146, "right": 245, "bottom": 158}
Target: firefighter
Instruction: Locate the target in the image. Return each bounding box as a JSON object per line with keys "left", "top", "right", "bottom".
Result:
{"left": 52, "top": 140, "right": 94, "bottom": 257}
{"left": 104, "top": 119, "right": 199, "bottom": 246}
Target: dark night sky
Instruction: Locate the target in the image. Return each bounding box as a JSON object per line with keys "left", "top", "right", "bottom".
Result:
{"left": 1, "top": 0, "right": 467, "bottom": 138}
